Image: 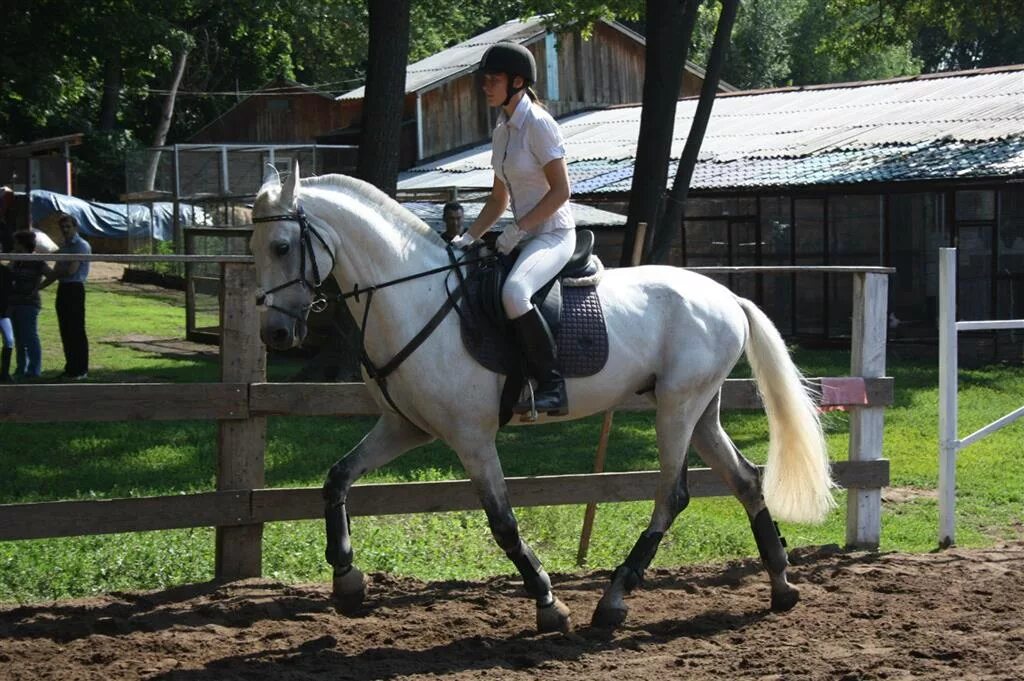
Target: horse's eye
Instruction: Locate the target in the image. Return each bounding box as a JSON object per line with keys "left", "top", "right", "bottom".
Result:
{"left": 272, "top": 240, "right": 290, "bottom": 256}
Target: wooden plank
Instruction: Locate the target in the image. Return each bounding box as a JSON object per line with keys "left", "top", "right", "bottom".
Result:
{"left": 0, "top": 461, "right": 888, "bottom": 540}
{"left": 0, "top": 377, "right": 893, "bottom": 423}
{"left": 250, "top": 382, "right": 380, "bottom": 416}
{"left": 248, "top": 377, "right": 893, "bottom": 418}
{"left": 250, "top": 460, "right": 889, "bottom": 522}
{"left": 216, "top": 263, "right": 267, "bottom": 580}
{"left": 846, "top": 272, "right": 889, "bottom": 549}
{"left": 6, "top": 253, "right": 254, "bottom": 264}
{"left": 0, "top": 383, "right": 248, "bottom": 422}
{"left": 0, "top": 492, "right": 249, "bottom": 541}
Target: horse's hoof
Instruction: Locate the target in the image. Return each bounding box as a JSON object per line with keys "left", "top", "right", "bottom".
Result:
{"left": 770, "top": 586, "right": 800, "bottom": 613}
{"left": 537, "top": 598, "right": 572, "bottom": 633}
{"left": 332, "top": 566, "right": 367, "bottom": 614}
{"left": 591, "top": 597, "right": 628, "bottom": 628}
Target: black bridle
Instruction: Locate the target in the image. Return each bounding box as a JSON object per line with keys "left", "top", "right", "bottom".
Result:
{"left": 252, "top": 206, "right": 336, "bottom": 320}
{"left": 251, "top": 206, "right": 493, "bottom": 423}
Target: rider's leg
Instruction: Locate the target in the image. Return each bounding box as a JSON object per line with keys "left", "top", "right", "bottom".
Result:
{"left": 502, "top": 229, "right": 575, "bottom": 416}
{"left": 0, "top": 317, "right": 12, "bottom": 382}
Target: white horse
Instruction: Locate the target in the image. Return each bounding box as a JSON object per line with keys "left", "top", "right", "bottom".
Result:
{"left": 250, "top": 162, "right": 835, "bottom": 633}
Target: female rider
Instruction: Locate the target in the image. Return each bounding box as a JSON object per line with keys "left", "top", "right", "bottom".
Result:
{"left": 450, "top": 42, "right": 576, "bottom": 417}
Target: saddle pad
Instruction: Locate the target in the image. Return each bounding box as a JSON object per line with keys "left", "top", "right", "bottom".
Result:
{"left": 460, "top": 285, "right": 609, "bottom": 378}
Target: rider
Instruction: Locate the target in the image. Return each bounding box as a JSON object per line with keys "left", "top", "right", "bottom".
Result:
{"left": 450, "top": 42, "right": 576, "bottom": 417}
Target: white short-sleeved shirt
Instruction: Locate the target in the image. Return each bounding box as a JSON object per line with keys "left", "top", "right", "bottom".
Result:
{"left": 491, "top": 95, "right": 575, "bottom": 233}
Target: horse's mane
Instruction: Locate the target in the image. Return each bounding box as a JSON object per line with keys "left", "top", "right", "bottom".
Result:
{"left": 299, "top": 174, "right": 446, "bottom": 248}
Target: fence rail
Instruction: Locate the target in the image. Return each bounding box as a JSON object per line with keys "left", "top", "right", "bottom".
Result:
{"left": 0, "top": 258, "right": 894, "bottom": 579}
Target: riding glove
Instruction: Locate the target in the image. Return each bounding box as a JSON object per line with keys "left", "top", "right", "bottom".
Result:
{"left": 449, "top": 232, "right": 478, "bottom": 250}
{"left": 496, "top": 224, "right": 524, "bottom": 255}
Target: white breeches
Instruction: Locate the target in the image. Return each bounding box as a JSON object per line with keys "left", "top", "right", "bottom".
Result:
{"left": 502, "top": 229, "right": 577, "bottom": 320}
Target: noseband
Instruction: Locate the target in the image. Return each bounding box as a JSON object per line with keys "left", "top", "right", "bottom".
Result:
{"left": 252, "top": 206, "right": 337, "bottom": 321}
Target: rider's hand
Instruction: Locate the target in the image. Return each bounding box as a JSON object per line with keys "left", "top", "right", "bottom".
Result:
{"left": 449, "top": 232, "right": 478, "bottom": 250}
{"left": 496, "top": 224, "right": 523, "bottom": 255}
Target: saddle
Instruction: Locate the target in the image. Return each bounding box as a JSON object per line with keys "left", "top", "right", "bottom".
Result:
{"left": 454, "top": 230, "right": 609, "bottom": 425}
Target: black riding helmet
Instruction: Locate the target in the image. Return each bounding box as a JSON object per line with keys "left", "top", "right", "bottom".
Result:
{"left": 479, "top": 42, "right": 536, "bottom": 106}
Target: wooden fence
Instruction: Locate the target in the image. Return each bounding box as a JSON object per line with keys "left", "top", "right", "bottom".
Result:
{"left": 0, "top": 254, "right": 893, "bottom": 580}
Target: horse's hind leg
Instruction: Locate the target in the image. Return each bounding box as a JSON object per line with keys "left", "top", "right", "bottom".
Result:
{"left": 592, "top": 392, "right": 701, "bottom": 628}
{"left": 691, "top": 395, "right": 799, "bottom": 612}
{"left": 455, "top": 440, "right": 572, "bottom": 633}
{"left": 323, "top": 413, "right": 434, "bottom": 612}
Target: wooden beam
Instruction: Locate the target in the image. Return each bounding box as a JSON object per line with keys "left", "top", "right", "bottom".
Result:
{"left": 0, "top": 377, "right": 894, "bottom": 423}
{"left": 0, "top": 460, "right": 889, "bottom": 541}
{"left": 248, "top": 377, "right": 894, "bottom": 417}
{"left": 847, "top": 272, "right": 889, "bottom": 549}
{"left": 215, "top": 263, "right": 267, "bottom": 580}
{"left": 6, "top": 461, "right": 888, "bottom": 539}
{"left": 250, "top": 382, "right": 380, "bottom": 416}
{"left": 0, "top": 492, "right": 250, "bottom": 541}
{"left": 0, "top": 384, "right": 248, "bottom": 422}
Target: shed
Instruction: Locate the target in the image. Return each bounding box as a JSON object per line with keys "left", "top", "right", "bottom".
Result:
{"left": 325, "top": 16, "right": 735, "bottom": 167}
{"left": 399, "top": 65, "right": 1024, "bottom": 359}
{"left": 189, "top": 78, "right": 349, "bottom": 148}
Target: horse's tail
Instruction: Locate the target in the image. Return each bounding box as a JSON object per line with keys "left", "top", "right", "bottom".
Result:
{"left": 737, "top": 298, "right": 836, "bottom": 524}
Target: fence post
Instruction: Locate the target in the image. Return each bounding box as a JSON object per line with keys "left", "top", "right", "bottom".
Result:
{"left": 215, "top": 262, "right": 266, "bottom": 579}
{"left": 937, "top": 248, "right": 958, "bottom": 548}
{"left": 846, "top": 272, "right": 888, "bottom": 548}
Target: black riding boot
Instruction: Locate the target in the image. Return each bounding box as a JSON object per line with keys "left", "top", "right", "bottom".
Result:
{"left": 0, "top": 347, "right": 11, "bottom": 383}
{"left": 512, "top": 308, "right": 567, "bottom": 416}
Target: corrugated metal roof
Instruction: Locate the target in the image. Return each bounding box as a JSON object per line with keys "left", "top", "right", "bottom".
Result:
{"left": 339, "top": 18, "right": 547, "bottom": 101}
{"left": 399, "top": 66, "right": 1024, "bottom": 192}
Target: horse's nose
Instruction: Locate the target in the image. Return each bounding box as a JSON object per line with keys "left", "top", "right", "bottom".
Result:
{"left": 271, "top": 327, "right": 290, "bottom": 346}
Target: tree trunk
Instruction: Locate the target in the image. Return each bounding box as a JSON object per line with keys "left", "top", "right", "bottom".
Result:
{"left": 144, "top": 47, "right": 190, "bottom": 191}
{"left": 650, "top": 0, "right": 740, "bottom": 265}
{"left": 98, "top": 51, "right": 122, "bottom": 131}
{"left": 357, "top": 0, "right": 411, "bottom": 196}
{"left": 618, "top": 0, "right": 699, "bottom": 266}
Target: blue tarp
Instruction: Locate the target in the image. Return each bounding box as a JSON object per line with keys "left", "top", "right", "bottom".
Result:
{"left": 29, "top": 190, "right": 209, "bottom": 241}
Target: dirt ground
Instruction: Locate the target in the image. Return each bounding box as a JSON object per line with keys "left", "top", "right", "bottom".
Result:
{"left": 2, "top": 542, "right": 1022, "bottom": 680}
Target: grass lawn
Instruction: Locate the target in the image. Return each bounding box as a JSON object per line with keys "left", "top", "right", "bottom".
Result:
{"left": 1, "top": 281, "right": 1022, "bottom": 602}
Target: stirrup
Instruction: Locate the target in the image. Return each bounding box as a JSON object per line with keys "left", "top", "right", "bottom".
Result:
{"left": 517, "top": 381, "right": 539, "bottom": 423}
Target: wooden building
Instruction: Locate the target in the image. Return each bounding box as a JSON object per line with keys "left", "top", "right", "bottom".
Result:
{"left": 399, "top": 65, "right": 1024, "bottom": 360}
{"left": 324, "top": 16, "right": 735, "bottom": 167}
{"left": 189, "top": 78, "right": 347, "bottom": 146}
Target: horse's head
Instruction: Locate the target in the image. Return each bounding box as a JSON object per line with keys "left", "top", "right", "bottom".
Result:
{"left": 250, "top": 160, "right": 336, "bottom": 350}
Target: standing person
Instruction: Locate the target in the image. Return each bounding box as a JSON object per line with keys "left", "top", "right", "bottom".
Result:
{"left": 0, "top": 233, "right": 13, "bottom": 382}
{"left": 449, "top": 42, "right": 576, "bottom": 416}
{"left": 44, "top": 213, "right": 91, "bottom": 380}
{"left": 8, "top": 231, "right": 52, "bottom": 380}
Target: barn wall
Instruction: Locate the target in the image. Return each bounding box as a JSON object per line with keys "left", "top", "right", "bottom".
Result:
{"left": 190, "top": 91, "right": 345, "bottom": 145}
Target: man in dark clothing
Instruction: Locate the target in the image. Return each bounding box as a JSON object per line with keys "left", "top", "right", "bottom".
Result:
{"left": 42, "top": 213, "right": 91, "bottom": 379}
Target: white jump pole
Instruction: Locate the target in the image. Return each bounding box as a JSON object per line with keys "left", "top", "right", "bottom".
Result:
{"left": 937, "top": 248, "right": 958, "bottom": 548}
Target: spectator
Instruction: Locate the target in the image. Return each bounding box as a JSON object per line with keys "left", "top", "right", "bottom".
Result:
{"left": 8, "top": 231, "right": 52, "bottom": 380}
{"left": 42, "top": 213, "right": 91, "bottom": 380}
{"left": 442, "top": 201, "right": 464, "bottom": 242}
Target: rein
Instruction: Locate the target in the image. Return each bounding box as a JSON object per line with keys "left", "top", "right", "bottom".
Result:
{"left": 252, "top": 207, "right": 494, "bottom": 423}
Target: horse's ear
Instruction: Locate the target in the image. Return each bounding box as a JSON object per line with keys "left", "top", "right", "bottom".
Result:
{"left": 280, "top": 158, "right": 300, "bottom": 207}
{"left": 262, "top": 163, "right": 280, "bottom": 187}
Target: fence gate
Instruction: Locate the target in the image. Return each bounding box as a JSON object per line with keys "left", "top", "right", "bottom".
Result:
{"left": 938, "top": 248, "right": 1024, "bottom": 547}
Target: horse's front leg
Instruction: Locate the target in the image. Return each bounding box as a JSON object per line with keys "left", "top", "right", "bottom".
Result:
{"left": 323, "top": 413, "right": 434, "bottom": 612}
{"left": 456, "top": 441, "right": 572, "bottom": 633}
